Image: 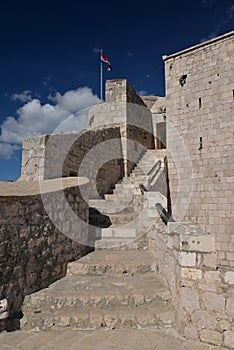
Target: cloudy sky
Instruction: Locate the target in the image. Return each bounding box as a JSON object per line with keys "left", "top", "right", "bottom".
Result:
{"left": 0, "top": 0, "right": 233, "bottom": 180}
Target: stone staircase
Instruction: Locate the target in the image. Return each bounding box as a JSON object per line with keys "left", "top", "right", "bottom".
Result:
{"left": 130, "top": 149, "right": 166, "bottom": 191}
{"left": 21, "top": 149, "right": 174, "bottom": 332}
{"left": 88, "top": 149, "right": 167, "bottom": 250}
{"left": 21, "top": 250, "right": 175, "bottom": 331}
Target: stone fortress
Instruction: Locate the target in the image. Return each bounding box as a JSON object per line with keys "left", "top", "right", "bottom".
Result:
{"left": 0, "top": 31, "right": 233, "bottom": 348}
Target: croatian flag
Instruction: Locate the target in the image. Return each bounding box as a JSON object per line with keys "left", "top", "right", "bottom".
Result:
{"left": 100, "top": 51, "right": 112, "bottom": 71}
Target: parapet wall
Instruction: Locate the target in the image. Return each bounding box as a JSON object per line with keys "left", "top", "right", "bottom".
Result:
{"left": 21, "top": 127, "right": 124, "bottom": 197}
{"left": 164, "top": 31, "right": 234, "bottom": 268}
{"left": 0, "top": 178, "right": 90, "bottom": 330}
{"left": 149, "top": 221, "right": 234, "bottom": 348}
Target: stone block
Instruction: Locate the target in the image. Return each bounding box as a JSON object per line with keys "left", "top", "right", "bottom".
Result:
{"left": 184, "top": 324, "right": 199, "bottom": 340}
{"left": 191, "top": 310, "right": 217, "bottom": 330}
{"left": 224, "top": 271, "right": 234, "bottom": 284}
{"left": 224, "top": 330, "right": 234, "bottom": 348}
{"left": 179, "top": 252, "right": 196, "bottom": 267}
{"left": 226, "top": 296, "right": 234, "bottom": 316}
{"left": 180, "top": 234, "right": 216, "bottom": 253}
{"left": 199, "top": 270, "right": 221, "bottom": 292}
{"left": 181, "top": 268, "right": 202, "bottom": 280}
{"left": 179, "top": 287, "right": 200, "bottom": 310}
{"left": 200, "top": 252, "right": 217, "bottom": 268}
{"left": 200, "top": 329, "right": 223, "bottom": 346}
{"left": 202, "top": 292, "right": 225, "bottom": 311}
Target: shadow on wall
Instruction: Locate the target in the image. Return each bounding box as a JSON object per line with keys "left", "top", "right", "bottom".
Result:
{"left": 0, "top": 186, "right": 93, "bottom": 332}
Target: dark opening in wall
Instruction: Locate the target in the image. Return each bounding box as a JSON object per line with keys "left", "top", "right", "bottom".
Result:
{"left": 199, "top": 98, "right": 202, "bottom": 109}
{"left": 233, "top": 90, "right": 234, "bottom": 101}
{"left": 199, "top": 137, "right": 203, "bottom": 150}
{"left": 179, "top": 74, "right": 187, "bottom": 87}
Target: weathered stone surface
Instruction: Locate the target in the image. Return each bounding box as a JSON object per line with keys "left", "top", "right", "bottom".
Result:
{"left": 0, "top": 179, "right": 91, "bottom": 323}
{"left": 191, "top": 310, "right": 217, "bottom": 330}
{"left": 224, "top": 330, "right": 234, "bottom": 348}
{"left": 226, "top": 296, "right": 234, "bottom": 316}
{"left": 179, "top": 252, "right": 196, "bottom": 267}
{"left": 202, "top": 292, "right": 225, "bottom": 311}
{"left": 224, "top": 271, "right": 234, "bottom": 285}
{"left": 181, "top": 268, "right": 202, "bottom": 280}
{"left": 200, "top": 329, "right": 223, "bottom": 346}
{"left": 164, "top": 31, "right": 234, "bottom": 269}
{"left": 179, "top": 287, "right": 200, "bottom": 310}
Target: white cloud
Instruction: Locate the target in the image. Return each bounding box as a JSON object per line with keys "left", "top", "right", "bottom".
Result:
{"left": 0, "top": 87, "right": 100, "bottom": 159}
{"left": 48, "top": 87, "right": 100, "bottom": 114}
{"left": 11, "top": 90, "right": 33, "bottom": 103}
{"left": 200, "top": 3, "right": 233, "bottom": 42}
{"left": 228, "top": 5, "right": 234, "bottom": 18}
{"left": 0, "top": 143, "right": 20, "bottom": 160}
{"left": 201, "top": 0, "right": 215, "bottom": 7}
{"left": 138, "top": 90, "right": 148, "bottom": 96}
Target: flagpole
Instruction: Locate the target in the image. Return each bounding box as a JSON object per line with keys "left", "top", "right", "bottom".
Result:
{"left": 100, "top": 49, "right": 103, "bottom": 101}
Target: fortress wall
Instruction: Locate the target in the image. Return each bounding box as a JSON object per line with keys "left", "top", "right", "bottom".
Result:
{"left": 105, "top": 79, "right": 147, "bottom": 106}
{"left": 164, "top": 32, "right": 234, "bottom": 267}
{"left": 0, "top": 181, "right": 90, "bottom": 328}
{"left": 45, "top": 127, "right": 123, "bottom": 196}
{"left": 20, "top": 127, "right": 124, "bottom": 197}
{"left": 89, "top": 80, "right": 155, "bottom": 176}
{"left": 20, "top": 135, "right": 47, "bottom": 181}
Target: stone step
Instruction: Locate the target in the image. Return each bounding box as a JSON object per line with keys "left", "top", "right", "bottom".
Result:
{"left": 115, "top": 183, "right": 134, "bottom": 190}
{"left": 108, "top": 212, "right": 138, "bottom": 225}
{"left": 22, "top": 272, "right": 173, "bottom": 331}
{"left": 22, "top": 301, "right": 174, "bottom": 331}
{"left": 94, "top": 235, "right": 149, "bottom": 251}
{"left": 101, "top": 226, "right": 137, "bottom": 238}
{"left": 67, "top": 250, "right": 158, "bottom": 276}
{"left": 89, "top": 199, "right": 133, "bottom": 214}
{"left": 113, "top": 189, "right": 134, "bottom": 198}
{"left": 23, "top": 273, "right": 169, "bottom": 311}
{"left": 104, "top": 193, "right": 118, "bottom": 200}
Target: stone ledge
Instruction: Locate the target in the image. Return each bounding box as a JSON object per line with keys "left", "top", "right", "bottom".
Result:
{"left": 167, "top": 222, "right": 216, "bottom": 253}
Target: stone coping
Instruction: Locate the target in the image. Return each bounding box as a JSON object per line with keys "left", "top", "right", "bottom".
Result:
{"left": 163, "top": 30, "right": 234, "bottom": 61}
{"left": 0, "top": 177, "right": 89, "bottom": 197}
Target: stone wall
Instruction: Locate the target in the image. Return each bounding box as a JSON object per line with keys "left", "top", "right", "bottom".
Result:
{"left": 143, "top": 96, "right": 166, "bottom": 149}
{"left": 0, "top": 178, "right": 91, "bottom": 330}
{"left": 89, "top": 80, "right": 155, "bottom": 176}
{"left": 20, "top": 135, "right": 47, "bottom": 181}
{"left": 164, "top": 31, "right": 234, "bottom": 268}
{"left": 149, "top": 221, "right": 234, "bottom": 348}
{"left": 105, "top": 79, "right": 147, "bottom": 106}
{"left": 20, "top": 127, "right": 124, "bottom": 197}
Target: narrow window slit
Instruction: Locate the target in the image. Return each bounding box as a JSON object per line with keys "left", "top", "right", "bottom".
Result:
{"left": 199, "top": 137, "right": 203, "bottom": 150}
{"left": 199, "top": 98, "right": 202, "bottom": 109}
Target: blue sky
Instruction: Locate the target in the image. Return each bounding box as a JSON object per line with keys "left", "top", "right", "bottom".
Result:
{"left": 0, "top": 0, "right": 233, "bottom": 181}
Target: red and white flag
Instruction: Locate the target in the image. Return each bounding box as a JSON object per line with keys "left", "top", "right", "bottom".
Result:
{"left": 100, "top": 51, "right": 112, "bottom": 71}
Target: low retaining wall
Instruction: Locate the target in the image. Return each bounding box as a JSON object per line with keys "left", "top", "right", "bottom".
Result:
{"left": 149, "top": 221, "right": 234, "bottom": 349}
{"left": 0, "top": 178, "right": 91, "bottom": 331}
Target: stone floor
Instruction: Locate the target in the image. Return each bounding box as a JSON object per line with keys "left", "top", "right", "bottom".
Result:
{"left": 0, "top": 328, "right": 226, "bottom": 350}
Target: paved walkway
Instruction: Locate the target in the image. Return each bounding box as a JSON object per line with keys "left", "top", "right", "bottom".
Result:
{"left": 0, "top": 329, "right": 225, "bottom": 350}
